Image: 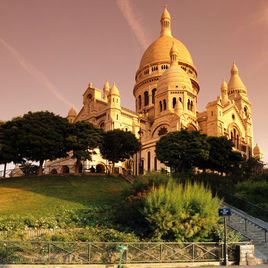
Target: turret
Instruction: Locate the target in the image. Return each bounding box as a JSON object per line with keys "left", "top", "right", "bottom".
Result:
{"left": 253, "top": 144, "right": 263, "bottom": 162}
{"left": 67, "top": 105, "right": 77, "bottom": 123}
{"left": 170, "top": 42, "right": 178, "bottom": 66}
{"left": 228, "top": 62, "right": 247, "bottom": 98}
{"left": 108, "top": 82, "right": 121, "bottom": 108}
{"left": 103, "top": 80, "right": 110, "bottom": 101}
{"left": 221, "top": 79, "right": 229, "bottom": 106}
{"left": 160, "top": 5, "right": 172, "bottom": 37}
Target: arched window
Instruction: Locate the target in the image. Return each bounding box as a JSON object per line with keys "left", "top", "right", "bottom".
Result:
{"left": 160, "top": 101, "right": 162, "bottom": 112}
{"left": 163, "top": 99, "right": 167, "bottom": 110}
{"left": 187, "top": 99, "right": 190, "bottom": 110}
{"left": 179, "top": 97, "right": 182, "bottom": 102}
{"left": 144, "top": 91, "right": 149, "bottom": 106}
{"left": 173, "top": 97, "right": 176, "bottom": 108}
{"left": 190, "top": 101, "right": 193, "bottom": 111}
{"left": 244, "top": 106, "right": 248, "bottom": 116}
{"left": 138, "top": 95, "right": 141, "bottom": 109}
{"left": 147, "top": 151, "right": 151, "bottom": 171}
{"left": 231, "top": 128, "right": 239, "bottom": 149}
{"left": 152, "top": 88, "right": 156, "bottom": 104}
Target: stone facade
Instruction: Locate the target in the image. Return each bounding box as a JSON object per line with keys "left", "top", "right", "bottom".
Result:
{"left": 63, "top": 6, "right": 262, "bottom": 175}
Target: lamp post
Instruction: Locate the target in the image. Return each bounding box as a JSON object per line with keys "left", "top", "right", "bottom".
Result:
{"left": 138, "top": 128, "right": 143, "bottom": 175}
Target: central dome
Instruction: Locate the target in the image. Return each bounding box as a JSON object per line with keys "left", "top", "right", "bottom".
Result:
{"left": 139, "top": 35, "right": 194, "bottom": 70}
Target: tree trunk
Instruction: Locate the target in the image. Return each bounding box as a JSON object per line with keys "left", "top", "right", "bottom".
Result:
{"left": 3, "top": 163, "right": 7, "bottom": 178}
{"left": 112, "top": 162, "right": 115, "bottom": 175}
{"left": 38, "top": 160, "right": 44, "bottom": 176}
{"left": 75, "top": 159, "right": 81, "bottom": 174}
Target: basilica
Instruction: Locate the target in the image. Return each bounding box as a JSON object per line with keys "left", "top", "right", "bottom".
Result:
{"left": 61, "top": 6, "right": 263, "bottom": 175}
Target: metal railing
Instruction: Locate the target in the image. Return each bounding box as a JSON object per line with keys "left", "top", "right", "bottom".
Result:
{"left": 225, "top": 203, "right": 268, "bottom": 243}
{"left": 0, "top": 241, "right": 250, "bottom": 264}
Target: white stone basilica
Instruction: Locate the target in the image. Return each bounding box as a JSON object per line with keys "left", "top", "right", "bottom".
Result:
{"left": 60, "top": 6, "right": 262, "bottom": 175}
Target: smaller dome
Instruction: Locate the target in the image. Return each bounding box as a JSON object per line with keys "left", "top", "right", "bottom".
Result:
{"left": 253, "top": 144, "right": 262, "bottom": 155}
{"left": 228, "top": 63, "right": 247, "bottom": 93}
{"left": 221, "top": 79, "right": 228, "bottom": 91}
{"left": 157, "top": 64, "right": 192, "bottom": 92}
{"left": 103, "top": 80, "right": 110, "bottom": 90}
{"left": 109, "top": 82, "right": 120, "bottom": 96}
{"left": 68, "top": 105, "right": 77, "bottom": 117}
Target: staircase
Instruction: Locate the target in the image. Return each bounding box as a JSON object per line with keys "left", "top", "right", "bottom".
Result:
{"left": 225, "top": 202, "right": 268, "bottom": 262}
{"left": 119, "top": 173, "right": 136, "bottom": 184}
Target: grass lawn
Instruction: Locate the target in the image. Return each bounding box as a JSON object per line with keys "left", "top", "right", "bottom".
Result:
{"left": 0, "top": 175, "right": 129, "bottom": 218}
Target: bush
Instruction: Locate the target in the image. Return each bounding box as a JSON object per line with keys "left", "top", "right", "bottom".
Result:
{"left": 115, "top": 172, "right": 171, "bottom": 236}
{"left": 142, "top": 178, "right": 221, "bottom": 242}
{"left": 211, "top": 223, "right": 241, "bottom": 242}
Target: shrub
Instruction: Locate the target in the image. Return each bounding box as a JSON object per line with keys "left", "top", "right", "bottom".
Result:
{"left": 211, "top": 223, "right": 241, "bottom": 242}
{"left": 115, "top": 172, "right": 170, "bottom": 236}
{"left": 142, "top": 178, "right": 221, "bottom": 242}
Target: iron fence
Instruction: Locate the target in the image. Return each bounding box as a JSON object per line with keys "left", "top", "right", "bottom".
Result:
{"left": 0, "top": 241, "right": 250, "bottom": 264}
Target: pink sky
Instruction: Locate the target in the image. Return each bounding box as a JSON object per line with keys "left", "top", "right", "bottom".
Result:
{"left": 1, "top": 0, "right": 268, "bottom": 163}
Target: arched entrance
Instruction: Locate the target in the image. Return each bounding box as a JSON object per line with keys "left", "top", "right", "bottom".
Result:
{"left": 62, "top": 165, "right": 70, "bottom": 174}
{"left": 96, "top": 163, "right": 105, "bottom": 173}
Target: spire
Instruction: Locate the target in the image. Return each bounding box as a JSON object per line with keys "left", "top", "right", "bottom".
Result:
{"left": 221, "top": 79, "right": 228, "bottom": 91}
{"left": 228, "top": 62, "right": 247, "bottom": 95}
{"left": 109, "top": 82, "right": 120, "bottom": 96}
{"left": 160, "top": 5, "right": 172, "bottom": 37}
{"left": 103, "top": 79, "right": 110, "bottom": 101}
{"left": 67, "top": 105, "right": 77, "bottom": 123}
{"left": 221, "top": 79, "right": 229, "bottom": 106}
{"left": 103, "top": 79, "right": 110, "bottom": 90}
{"left": 170, "top": 42, "right": 178, "bottom": 65}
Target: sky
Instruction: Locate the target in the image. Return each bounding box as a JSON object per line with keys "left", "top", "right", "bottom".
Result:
{"left": 0, "top": 0, "right": 268, "bottom": 163}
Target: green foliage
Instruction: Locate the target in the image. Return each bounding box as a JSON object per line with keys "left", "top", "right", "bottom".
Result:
{"left": 5, "top": 111, "right": 72, "bottom": 175}
{"left": 235, "top": 180, "right": 268, "bottom": 210}
{"left": 0, "top": 120, "right": 24, "bottom": 177}
{"left": 199, "top": 136, "right": 243, "bottom": 174}
{"left": 100, "top": 129, "right": 140, "bottom": 172}
{"left": 0, "top": 227, "right": 139, "bottom": 242}
{"left": 68, "top": 121, "right": 103, "bottom": 173}
{"left": 115, "top": 173, "right": 170, "bottom": 236}
{"left": 156, "top": 129, "right": 210, "bottom": 173}
{"left": 240, "top": 157, "right": 264, "bottom": 179}
{"left": 211, "top": 223, "right": 241, "bottom": 242}
{"left": 142, "top": 179, "right": 221, "bottom": 242}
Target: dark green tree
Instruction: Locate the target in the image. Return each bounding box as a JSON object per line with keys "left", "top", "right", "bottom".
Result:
{"left": 100, "top": 129, "right": 141, "bottom": 174}
{"left": 199, "top": 136, "right": 243, "bottom": 175}
{"left": 13, "top": 111, "right": 71, "bottom": 176}
{"left": 0, "top": 120, "right": 24, "bottom": 178}
{"left": 241, "top": 157, "right": 263, "bottom": 179}
{"left": 68, "top": 121, "right": 103, "bottom": 174}
{"left": 155, "top": 129, "right": 210, "bottom": 173}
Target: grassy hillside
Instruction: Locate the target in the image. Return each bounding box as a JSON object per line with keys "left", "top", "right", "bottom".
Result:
{"left": 0, "top": 175, "right": 129, "bottom": 218}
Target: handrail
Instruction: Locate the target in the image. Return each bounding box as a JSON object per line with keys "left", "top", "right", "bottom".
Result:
{"left": 224, "top": 202, "right": 268, "bottom": 243}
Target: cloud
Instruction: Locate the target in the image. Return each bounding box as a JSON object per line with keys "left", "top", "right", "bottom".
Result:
{"left": 0, "top": 37, "right": 72, "bottom": 108}
{"left": 116, "top": 0, "right": 150, "bottom": 50}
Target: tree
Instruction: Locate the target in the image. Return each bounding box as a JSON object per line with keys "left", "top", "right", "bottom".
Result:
{"left": 199, "top": 136, "right": 243, "bottom": 175}
{"left": 241, "top": 157, "right": 263, "bottom": 179}
{"left": 0, "top": 120, "right": 24, "bottom": 178}
{"left": 13, "top": 111, "right": 71, "bottom": 176}
{"left": 68, "top": 121, "right": 103, "bottom": 174}
{"left": 155, "top": 129, "right": 210, "bottom": 173}
{"left": 100, "top": 129, "right": 140, "bottom": 174}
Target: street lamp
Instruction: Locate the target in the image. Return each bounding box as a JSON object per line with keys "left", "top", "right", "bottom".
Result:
{"left": 138, "top": 128, "right": 143, "bottom": 175}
